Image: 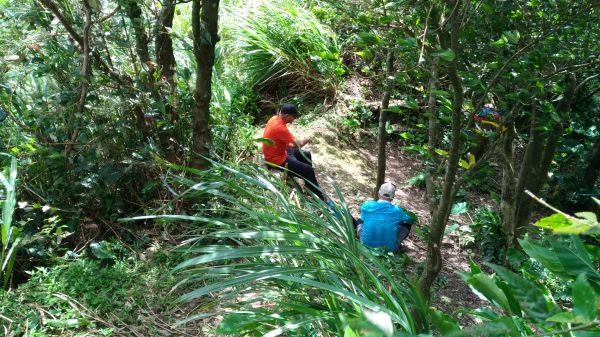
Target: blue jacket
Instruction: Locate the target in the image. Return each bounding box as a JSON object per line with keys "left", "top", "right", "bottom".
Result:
{"left": 360, "top": 200, "right": 412, "bottom": 251}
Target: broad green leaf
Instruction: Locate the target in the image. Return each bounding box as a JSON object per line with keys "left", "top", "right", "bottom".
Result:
{"left": 575, "top": 212, "right": 597, "bottom": 222}
{"left": 434, "top": 148, "right": 448, "bottom": 157}
{"left": 462, "top": 273, "right": 510, "bottom": 311}
{"left": 534, "top": 213, "right": 569, "bottom": 230}
{"left": 548, "top": 237, "right": 600, "bottom": 289}
{"left": 444, "top": 223, "right": 459, "bottom": 237}
{"left": 488, "top": 264, "right": 558, "bottom": 322}
{"left": 400, "top": 132, "right": 412, "bottom": 140}
{"left": 451, "top": 202, "right": 468, "bottom": 215}
{"left": 429, "top": 309, "right": 460, "bottom": 335}
{"left": 547, "top": 311, "right": 578, "bottom": 323}
{"left": 496, "top": 281, "right": 523, "bottom": 316}
{"left": 573, "top": 274, "right": 597, "bottom": 322}
{"left": 468, "top": 154, "right": 476, "bottom": 167}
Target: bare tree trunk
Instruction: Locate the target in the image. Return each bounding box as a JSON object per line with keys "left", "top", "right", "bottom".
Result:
{"left": 512, "top": 75, "right": 574, "bottom": 240}
{"left": 155, "top": 0, "right": 176, "bottom": 82}
{"left": 191, "top": 0, "right": 220, "bottom": 169}
{"left": 500, "top": 117, "right": 517, "bottom": 251}
{"left": 418, "top": 0, "right": 463, "bottom": 301}
{"left": 374, "top": 49, "right": 395, "bottom": 197}
{"left": 425, "top": 60, "right": 440, "bottom": 217}
{"left": 155, "top": 0, "right": 179, "bottom": 160}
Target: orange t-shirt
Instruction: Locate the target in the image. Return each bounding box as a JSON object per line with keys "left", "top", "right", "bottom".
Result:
{"left": 263, "top": 115, "right": 295, "bottom": 165}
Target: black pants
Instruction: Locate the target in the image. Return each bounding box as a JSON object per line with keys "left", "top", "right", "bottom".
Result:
{"left": 282, "top": 147, "right": 325, "bottom": 201}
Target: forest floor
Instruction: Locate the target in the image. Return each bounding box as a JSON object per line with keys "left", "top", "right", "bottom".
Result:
{"left": 287, "top": 113, "right": 490, "bottom": 326}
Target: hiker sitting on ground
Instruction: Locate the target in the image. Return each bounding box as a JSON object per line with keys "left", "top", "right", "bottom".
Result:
{"left": 262, "top": 103, "right": 328, "bottom": 202}
{"left": 356, "top": 182, "right": 414, "bottom": 252}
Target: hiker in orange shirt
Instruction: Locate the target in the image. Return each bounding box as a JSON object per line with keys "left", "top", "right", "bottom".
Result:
{"left": 263, "top": 103, "right": 328, "bottom": 203}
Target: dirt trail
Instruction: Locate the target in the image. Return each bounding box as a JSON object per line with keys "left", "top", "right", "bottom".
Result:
{"left": 288, "top": 117, "right": 488, "bottom": 324}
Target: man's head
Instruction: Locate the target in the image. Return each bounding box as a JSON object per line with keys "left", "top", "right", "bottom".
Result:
{"left": 279, "top": 103, "right": 299, "bottom": 123}
{"left": 378, "top": 182, "right": 396, "bottom": 201}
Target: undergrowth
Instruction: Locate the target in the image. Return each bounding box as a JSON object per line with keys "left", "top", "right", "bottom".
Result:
{"left": 0, "top": 241, "right": 177, "bottom": 337}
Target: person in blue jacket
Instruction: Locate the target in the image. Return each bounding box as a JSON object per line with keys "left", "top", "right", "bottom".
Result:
{"left": 357, "top": 182, "right": 414, "bottom": 252}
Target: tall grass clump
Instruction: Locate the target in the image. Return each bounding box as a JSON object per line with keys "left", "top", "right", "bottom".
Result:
{"left": 125, "top": 164, "right": 427, "bottom": 336}
{"left": 223, "top": 0, "right": 345, "bottom": 102}
{"left": 1, "top": 154, "right": 20, "bottom": 290}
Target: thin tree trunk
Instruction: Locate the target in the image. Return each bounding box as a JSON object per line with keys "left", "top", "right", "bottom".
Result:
{"left": 418, "top": 0, "right": 463, "bottom": 301}
{"left": 374, "top": 49, "right": 395, "bottom": 197}
{"left": 155, "top": 0, "right": 176, "bottom": 82}
{"left": 500, "top": 117, "right": 516, "bottom": 251}
{"left": 155, "top": 0, "right": 178, "bottom": 160}
{"left": 191, "top": 0, "right": 220, "bottom": 169}
{"left": 425, "top": 60, "right": 440, "bottom": 217}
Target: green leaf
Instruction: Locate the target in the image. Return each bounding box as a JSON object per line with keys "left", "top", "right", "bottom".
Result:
{"left": 503, "top": 30, "right": 521, "bottom": 44}
{"left": 89, "top": 242, "right": 115, "bottom": 260}
{"left": 344, "top": 326, "right": 359, "bottom": 337}
{"left": 547, "top": 311, "right": 578, "bottom": 323}
{"left": 429, "top": 309, "right": 460, "bottom": 335}
{"left": 575, "top": 212, "right": 597, "bottom": 222}
{"left": 573, "top": 274, "right": 597, "bottom": 322}
{"left": 405, "top": 97, "right": 418, "bottom": 109}
{"left": 399, "top": 132, "right": 413, "bottom": 140}
{"left": 434, "top": 49, "right": 455, "bottom": 62}
{"left": 451, "top": 202, "right": 468, "bottom": 215}
{"left": 255, "top": 138, "right": 274, "bottom": 146}
{"left": 357, "top": 32, "right": 382, "bottom": 46}
{"left": 496, "top": 281, "right": 523, "bottom": 316}
{"left": 434, "top": 148, "right": 448, "bottom": 157}
{"left": 534, "top": 213, "right": 570, "bottom": 230}
{"left": 444, "top": 223, "right": 459, "bottom": 237}
{"left": 354, "top": 49, "right": 373, "bottom": 59}
{"left": 488, "top": 264, "right": 558, "bottom": 322}
{"left": 492, "top": 36, "right": 508, "bottom": 47}
{"left": 174, "top": 246, "right": 323, "bottom": 271}
{"left": 462, "top": 273, "right": 510, "bottom": 311}
{"left": 459, "top": 159, "right": 469, "bottom": 170}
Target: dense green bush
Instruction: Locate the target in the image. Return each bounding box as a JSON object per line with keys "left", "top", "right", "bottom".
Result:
{"left": 1, "top": 240, "right": 177, "bottom": 336}
{"left": 223, "top": 0, "right": 345, "bottom": 102}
